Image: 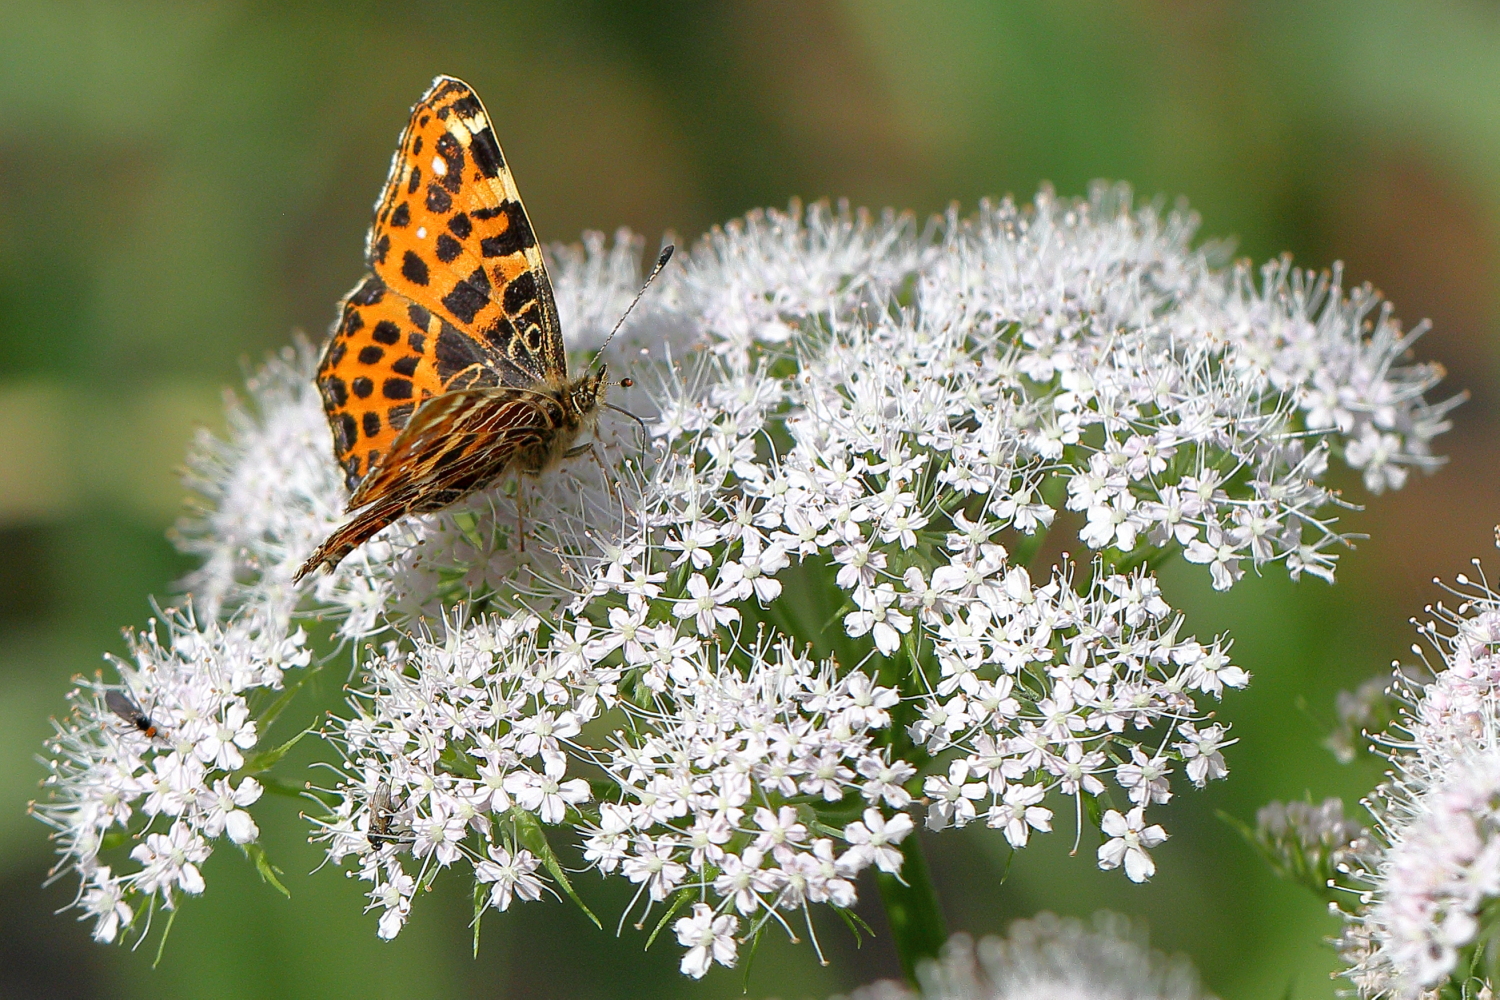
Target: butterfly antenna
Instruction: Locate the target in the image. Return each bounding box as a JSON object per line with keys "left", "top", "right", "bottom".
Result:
{"left": 592, "top": 244, "right": 674, "bottom": 364}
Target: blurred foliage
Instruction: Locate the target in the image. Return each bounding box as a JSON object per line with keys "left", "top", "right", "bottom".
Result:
{"left": 1, "top": 2, "right": 1497, "bottom": 997}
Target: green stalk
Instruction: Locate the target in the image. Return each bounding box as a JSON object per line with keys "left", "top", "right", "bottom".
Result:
{"left": 875, "top": 832, "right": 948, "bottom": 983}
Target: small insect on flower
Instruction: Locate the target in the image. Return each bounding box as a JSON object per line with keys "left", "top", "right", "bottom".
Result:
{"left": 366, "top": 781, "right": 411, "bottom": 849}
{"left": 294, "top": 75, "right": 672, "bottom": 580}
{"left": 105, "top": 690, "right": 163, "bottom": 740}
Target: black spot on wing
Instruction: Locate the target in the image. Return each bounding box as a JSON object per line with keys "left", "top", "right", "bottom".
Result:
{"left": 387, "top": 402, "right": 414, "bottom": 431}
{"left": 469, "top": 127, "right": 503, "bottom": 178}
{"left": 358, "top": 345, "right": 383, "bottom": 365}
{"left": 514, "top": 303, "right": 542, "bottom": 337}
{"left": 371, "top": 234, "right": 391, "bottom": 265}
{"left": 349, "top": 275, "right": 385, "bottom": 306}
{"left": 479, "top": 202, "right": 536, "bottom": 257}
{"left": 342, "top": 456, "right": 361, "bottom": 491}
{"left": 383, "top": 378, "right": 413, "bottom": 400}
{"left": 336, "top": 413, "right": 358, "bottom": 452}
{"left": 435, "top": 233, "right": 462, "bottom": 263}
{"left": 434, "top": 132, "right": 464, "bottom": 193}
{"left": 471, "top": 206, "right": 503, "bottom": 220}
{"left": 412, "top": 136, "right": 423, "bottom": 155}
{"left": 352, "top": 376, "right": 374, "bottom": 398}
{"left": 448, "top": 213, "right": 472, "bottom": 239}
{"left": 324, "top": 377, "right": 348, "bottom": 407}
{"left": 503, "top": 271, "right": 538, "bottom": 313}
{"left": 435, "top": 327, "right": 486, "bottom": 381}
{"left": 407, "top": 331, "right": 426, "bottom": 354}
{"left": 450, "top": 94, "right": 483, "bottom": 119}
{"left": 425, "top": 185, "right": 452, "bottom": 214}
{"left": 401, "top": 250, "right": 430, "bottom": 286}
{"left": 441, "top": 266, "right": 491, "bottom": 324}
{"left": 406, "top": 164, "right": 422, "bottom": 195}
{"left": 480, "top": 315, "right": 515, "bottom": 351}
{"left": 391, "top": 355, "right": 420, "bottom": 377}
{"left": 389, "top": 202, "right": 411, "bottom": 227}
{"left": 371, "top": 321, "right": 400, "bottom": 345}
{"left": 407, "top": 303, "right": 431, "bottom": 328}
{"left": 363, "top": 411, "right": 381, "bottom": 438}
{"left": 327, "top": 341, "right": 346, "bottom": 367}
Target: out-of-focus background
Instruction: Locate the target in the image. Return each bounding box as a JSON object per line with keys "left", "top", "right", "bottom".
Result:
{"left": 1, "top": 2, "right": 1497, "bottom": 997}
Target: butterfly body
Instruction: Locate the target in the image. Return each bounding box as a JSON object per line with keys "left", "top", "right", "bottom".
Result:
{"left": 296, "top": 76, "right": 606, "bottom": 582}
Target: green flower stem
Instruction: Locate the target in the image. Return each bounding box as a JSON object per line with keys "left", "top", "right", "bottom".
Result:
{"left": 875, "top": 831, "right": 948, "bottom": 983}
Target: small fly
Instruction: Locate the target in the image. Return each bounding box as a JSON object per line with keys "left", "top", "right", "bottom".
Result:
{"left": 105, "top": 690, "right": 163, "bottom": 740}
{"left": 367, "top": 781, "right": 410, "bottom": 848}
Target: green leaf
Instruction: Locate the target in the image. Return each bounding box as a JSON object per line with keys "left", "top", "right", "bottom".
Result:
{"left": 740, "top": 924, "right": 764, "bottom": 994}
{"left": 245, "top": 843, "right": 291, "bottom": 898}
{"left": 1084, "top": 791, "right": 1104, "bottom": 831}
{"left": 151, "top": 905, "right": 177, "bottom": 968}
{"left": 237, "top": 725, "right": 313, "bottom": 777}
{"left": 645, "top": 882, "right": 698, "bottom": 950}
{"left": 831, "top": 905, "right": 874, "bottom": 946}
{"left": 473, "top": 884, "right": 487, "bottom": 958}
{"left": 254, "top": 673, "right": 311, "bottom": 734}
{"left": 510, "top": 808, "right": 601, "bottom": 929}
{"left": 995, "top": 845, "right": 1016, "bottom": 887}
{"left": 438, "top": 746, "right": 480, "bottom": 780}
{"left": 254, "top": 776, "right": 307, "bottom": 798}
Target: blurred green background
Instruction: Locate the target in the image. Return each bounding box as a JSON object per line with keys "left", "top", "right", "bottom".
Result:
{"left": 2, "top": 2, "right": 1498, "bottom": 997}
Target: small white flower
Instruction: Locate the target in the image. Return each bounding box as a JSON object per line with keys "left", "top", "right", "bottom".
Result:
{"left": 984, "top": 783, "right": 1052, "bottom": 848}
{"left": 503, "top": 761, "right": 591, "bottom": 825}
{"left": 673, "top": 903, "right": 738, "bottom": 979}
{"left": 1097, "top": 807, "right": 1168, "bottom": 882}
{"left": 1115, "top": 748, "right": 1173, "bottom": 806}
{"left": 1175, "top": 723, "right": 1233, "bottom": 787}
{"left": 843, "top": 808, "right": 914, "bottom": 873}
{"left": 130, "top": 821, "right": 210, "bottom": 898}
{"left": 474, "top": 846, "right": 545, "bottom": 912}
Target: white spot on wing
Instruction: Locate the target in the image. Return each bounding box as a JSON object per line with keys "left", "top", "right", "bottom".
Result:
{"left": 416, "top": 227, "right": 427, "bottom": 239}
{"left": 431, "top": 155, "right": 447, "bottom": 177}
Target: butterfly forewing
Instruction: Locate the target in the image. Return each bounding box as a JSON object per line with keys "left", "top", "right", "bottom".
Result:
{"left": 317, "top": 275, "right": 448, "bottom": 490}
{"left": 367, "top": 76, "right": 566, "bottom": 385}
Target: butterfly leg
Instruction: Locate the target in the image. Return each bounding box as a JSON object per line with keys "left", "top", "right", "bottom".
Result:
{"left": 516, "top": 486, "right": 527, "bottom": 553}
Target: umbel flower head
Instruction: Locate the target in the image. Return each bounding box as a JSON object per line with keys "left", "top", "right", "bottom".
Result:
{"left": 1336, "top": 542, "right": 1500, "bottom": 998}
{"left": 836, "top": 911, "right": 1215, "bottom": 1000}
{"left": 36, "top": 189, "right": 1452, "bottom": 972}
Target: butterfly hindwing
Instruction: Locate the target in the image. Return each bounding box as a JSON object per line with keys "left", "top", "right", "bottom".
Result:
{"left": 345, "top": 385, "right": 567, "bottom": 511}
{"left": 367, "top": 76, "right": 566, "bottom": 386}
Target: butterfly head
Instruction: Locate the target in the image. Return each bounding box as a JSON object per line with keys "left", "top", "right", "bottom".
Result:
{"left": 570, "top": 365, "right": 609, "bottom": 419}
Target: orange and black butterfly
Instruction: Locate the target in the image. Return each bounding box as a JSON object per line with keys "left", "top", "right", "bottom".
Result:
{"left": 296, "top": 76, "right": 668, "bottom": 582}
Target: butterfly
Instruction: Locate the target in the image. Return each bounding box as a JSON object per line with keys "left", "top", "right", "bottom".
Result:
{"left": 295, "top": 76, "right": 667, "bottom": 582}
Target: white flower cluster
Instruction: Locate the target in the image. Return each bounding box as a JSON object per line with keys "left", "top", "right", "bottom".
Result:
{"left": 33, "top": 608, "right": 305, "bottom": 943}
{"left": 838, "top": 912, "right": 1214, "bottom": 1000}
{"left": 314, "top": 612, "right": 573, "bottom": 940}
{"left": 1250, "top": 797, "right": 1368, "bottom": 899}
{"left": 1337, "top": 559, "right": 1500, "bottom": 998}
{"left": 37, "top": 189, "right": 1450, "bottom": 972}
